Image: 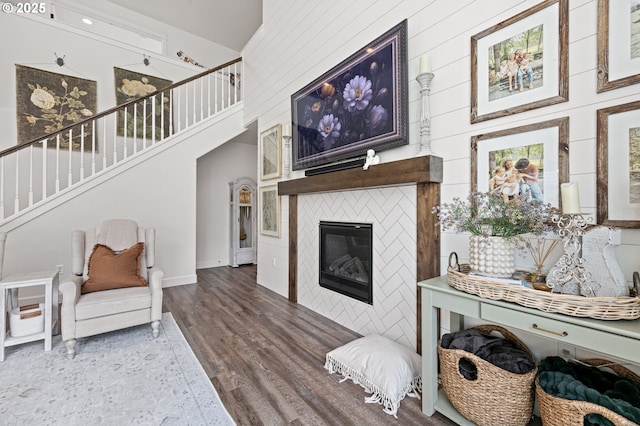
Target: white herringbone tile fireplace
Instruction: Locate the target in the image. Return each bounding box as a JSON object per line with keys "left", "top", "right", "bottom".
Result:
{"left": 297, "top": 185, "right": 418, "bottom": 349}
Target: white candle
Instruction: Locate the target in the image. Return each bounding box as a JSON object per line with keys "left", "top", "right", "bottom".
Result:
{"left": 561, "top": 182, "right": 581, "bottom": 214}
{"left": 420, "top": 55, "right": 432, "bottom": 73}
{"left": 283, "top": 124, "right": 291, "bottom": 137}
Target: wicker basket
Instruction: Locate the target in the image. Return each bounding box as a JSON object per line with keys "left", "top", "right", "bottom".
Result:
{"left": 536, "top": 358, "right": 640, "bottom": 426}
{"left": 438, "top": 324, "right": 537, "bottom": 426}
{"left": 448, "top": 265, "right": 640, "bottom": 320}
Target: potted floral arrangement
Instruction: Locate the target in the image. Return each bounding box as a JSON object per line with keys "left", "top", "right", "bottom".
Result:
{"left": 433, "top": 192, "right": 560, "bottom": 278}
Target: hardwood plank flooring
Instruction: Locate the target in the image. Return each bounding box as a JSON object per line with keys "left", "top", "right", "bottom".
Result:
{"left": 162, "top": 265, "right": 455, "bottom": 426}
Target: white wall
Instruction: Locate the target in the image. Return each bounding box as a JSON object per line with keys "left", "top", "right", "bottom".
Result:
{"left": 196, "top": 136, "right": 258, "bottom": 268}
{"left": 243, "top": 1, "right": 640, "bottom": 359}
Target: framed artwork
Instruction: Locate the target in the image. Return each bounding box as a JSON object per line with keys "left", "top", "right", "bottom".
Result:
{"left": 15, "top": 64, "right": 97, "bottom": 150}
{"left": 259, "top": 185, "right": 280, "bottom": 237}
{"left": 114, "top": 67, "right": 172, "bottom": 140}
{"left": 597, "top": 100, "right": 640, "bottom": 228}
{"left": 291, "top": 19, "right": 408, "bottom": 170}
{"left": 471, "top": 117, "right": 569, "bottom": 208}
{"left": 260, "top": 124, "right": 282, "bottom": 180}
{"left": 470, "top": 0, "right": 568, "bottom": 123}
{"left": 597, "top": 0, "right": 640, "bottom": 92}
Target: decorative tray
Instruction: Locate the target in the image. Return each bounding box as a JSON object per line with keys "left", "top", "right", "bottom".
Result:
{"left": 447, "top": 264, "right": 640, "bottom": 320}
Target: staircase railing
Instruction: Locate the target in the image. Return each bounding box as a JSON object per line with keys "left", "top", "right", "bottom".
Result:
{"left": 0, "top": 57, "right": 242, "bottom": 222}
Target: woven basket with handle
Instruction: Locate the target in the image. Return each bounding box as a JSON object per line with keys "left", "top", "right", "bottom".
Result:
{"left": 536, "top": 358, "right": 640, "bottom": 426}
{"left": 438, "top": 324, "right": 537, "bottom": 426}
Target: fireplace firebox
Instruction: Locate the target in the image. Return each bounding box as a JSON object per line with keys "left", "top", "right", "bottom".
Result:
{"left": 319, "top": 221, "right": 373, "bottom": 304}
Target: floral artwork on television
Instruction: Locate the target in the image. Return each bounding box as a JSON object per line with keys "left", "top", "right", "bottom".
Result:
{"left": 290, "top": 20, "right": 408, "bottom": 171}
{"left": 15, "top": 65, "right": 97, "bottom": 151}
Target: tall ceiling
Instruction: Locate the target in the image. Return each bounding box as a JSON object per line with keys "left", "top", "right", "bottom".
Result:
{"left": 106, "top": 0, "right": 262, "bottom": 52}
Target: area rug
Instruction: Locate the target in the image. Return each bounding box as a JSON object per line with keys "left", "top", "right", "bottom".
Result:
{"left": 0, "top": 312, "right": 235, "bottom": 425}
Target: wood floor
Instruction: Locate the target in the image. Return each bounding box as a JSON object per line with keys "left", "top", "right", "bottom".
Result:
{"left": 162, "top": 265, "right": 455, "bottom": 426}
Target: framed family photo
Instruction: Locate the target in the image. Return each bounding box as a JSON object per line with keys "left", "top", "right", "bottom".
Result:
{"left": 597, "top": 100, "right": 640, "bottom": 228}
{"left": 470, "top": 0, "right": 568, "bottom": 123}
{"left": 260, "top": 124, "right": 282, "bottom": 180}
{"left": 471, "top": 117, "right": 569, "bottom": 208}
{"left": 597, "top": 0, "right": 640, "bottom": 92}
{"left": 291, "top": 20, "right": 408, "bottom": 170}
{"left": 259, "top": 185, "right": 280, "bottom": 237}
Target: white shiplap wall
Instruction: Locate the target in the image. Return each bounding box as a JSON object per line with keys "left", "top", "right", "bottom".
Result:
{"left": 244, "top": 0, "right": 640, "bottom": 352}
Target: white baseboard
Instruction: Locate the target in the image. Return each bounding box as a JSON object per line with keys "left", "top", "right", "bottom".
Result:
{"left": 162, "top": 274, "right": 197, "bottom": 288}
{"left": 196, "top": 259, "right": 228, "bottom": 269}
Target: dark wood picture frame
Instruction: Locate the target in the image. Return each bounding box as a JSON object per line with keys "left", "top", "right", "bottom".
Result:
{"left": 291, "top": 20, "right": 408, "bottom": 170}
{"left": 470, "top": 0, "right": 569, "bottom": 123}
{"left": 471, "top": 117, "right": 569, "bottom": 208}
{"left": 597, "top": 0, "right": 640, "bottom": 92}
{"left": 597, "top": 100, "right": 640, "bottom": 228}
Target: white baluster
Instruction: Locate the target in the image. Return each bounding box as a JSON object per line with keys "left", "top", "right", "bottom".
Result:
{"left": 55, "top": 134, "right": 60, "bottom": 193}
{"left": 227, "top": 66, "right": 231, "bottom": 107}
{"left": 207, "top": 74, "right": 211, "bottom": 117}
{"left": 102, "top": 115, "right": 107, "bottom": 170}
{"left": 214, "top": 73, "right": 218, "bottom": 114}
{"left": 132, "top": 103, "right": 137, "bottom": 156}
{"left": 169, "top": 89, "right": 174, "bottom": 136}
{"left": 193, "top": 80, "right": 197, "bottom": 124}
{"left": 67, "top": 129, "right": 73, "bottom": 188}
{"left": 91, "top": 120, "right": 96, "bottom": 175}
{"left": 14, "top": 151, "right": 19, "bottom": 214}
{"left": 151, "top": 95, "right": 156, "bottom": 144}
{"left": 123, "top": 106, "right": 128, "bottom": 159}
{"left": 160, "top": 92, "right": 165, "bottom": 141}
{"left": 199, "top": 77, "right": 203, "bottom": 122}
{"left": 80, "top": 125, "right": 85, "bottom": 180}
{"left": 28, "top": 145, "right": 33, "bottom": 206}
{"left": 177, "top": 88, "right": 182, "bottom": 132}
{"left": 41, "top": 139, "right": 47, "bottom": 200}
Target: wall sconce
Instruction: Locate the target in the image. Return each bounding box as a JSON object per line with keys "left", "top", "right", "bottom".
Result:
{"left": 282, "top": 123, "right": 292, "bottom": 178}
{"left": 416, "top": 55, "right": 434, "bottom": 156}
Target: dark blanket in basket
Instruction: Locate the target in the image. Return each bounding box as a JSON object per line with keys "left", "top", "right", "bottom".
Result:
{"left": 441, "top": 329, "right": 536, "bottom": 380}
{"left": 539, "top": 357, "right": 640, "bottom": 426}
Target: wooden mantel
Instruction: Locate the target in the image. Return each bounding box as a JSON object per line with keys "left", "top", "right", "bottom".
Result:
{"left": 278, "top": 156, "right": 442, "bottom": 195}
{"left": 277, "top": 155, "right": 443, "bottom": 353}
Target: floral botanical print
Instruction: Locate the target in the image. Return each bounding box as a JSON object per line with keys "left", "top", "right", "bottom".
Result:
{"left": 15, "top": 65, "right": 97, "bottom": 150}
{"left": 114, "top": 67, "right": 172, "bottom": 140}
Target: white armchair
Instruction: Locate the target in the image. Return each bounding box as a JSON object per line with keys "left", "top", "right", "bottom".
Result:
{"left": 60, "top": 219, "right": 164, "bottom": 359}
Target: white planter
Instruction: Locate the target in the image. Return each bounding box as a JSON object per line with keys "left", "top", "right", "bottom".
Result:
{"left": 9, "top": 303, "right": 44, "bottom": 337}
{"left": 469, "top": 235, "right": 516, "bottom": 278}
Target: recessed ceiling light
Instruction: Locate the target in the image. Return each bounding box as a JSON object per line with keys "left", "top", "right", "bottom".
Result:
{"left": 82, "top": 18, "right": 93, "bottom": 25}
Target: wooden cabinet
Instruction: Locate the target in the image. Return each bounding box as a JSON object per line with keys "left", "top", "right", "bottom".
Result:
{"left": 229, "top": 178, "right": 256, "bottom": 267}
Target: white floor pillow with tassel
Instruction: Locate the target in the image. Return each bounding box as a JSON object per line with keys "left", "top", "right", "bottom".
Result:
{"left": 324, "top": 334, "right": 422, "bottom": 418}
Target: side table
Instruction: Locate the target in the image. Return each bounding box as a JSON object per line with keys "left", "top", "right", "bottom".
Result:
{"left": 0, "top": 270, "right": 59, "bottom": 361}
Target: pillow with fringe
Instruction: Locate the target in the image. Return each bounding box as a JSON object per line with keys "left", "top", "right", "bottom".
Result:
{"left": 324, "top": 334, "right": 422, "bottom": 418}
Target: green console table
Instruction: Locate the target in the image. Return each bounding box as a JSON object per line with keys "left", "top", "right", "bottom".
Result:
{"left": 419, "top": 275, "right": 640, "bottom": 425}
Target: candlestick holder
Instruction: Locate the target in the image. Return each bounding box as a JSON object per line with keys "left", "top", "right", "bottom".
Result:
{"left": 415, "top": 71, "right": 435, "bottom": 156}
{"left": 282, "top": 133, "right": 292, "bottom": 179}
{"left": 547, "top": 213, "right": 599, "bottom": 296}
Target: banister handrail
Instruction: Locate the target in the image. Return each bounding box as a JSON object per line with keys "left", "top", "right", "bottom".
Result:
{"left": 0, "top": 57, "right": 242, "bottom": 158}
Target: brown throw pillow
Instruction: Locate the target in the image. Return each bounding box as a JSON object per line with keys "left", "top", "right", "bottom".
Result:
{"left": 82, "top": 242, "right": 147, "bottom": 294}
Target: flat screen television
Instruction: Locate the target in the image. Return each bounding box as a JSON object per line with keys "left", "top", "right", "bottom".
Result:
{"left": 290, "top": 20, "right": 408, "bottom": 171}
